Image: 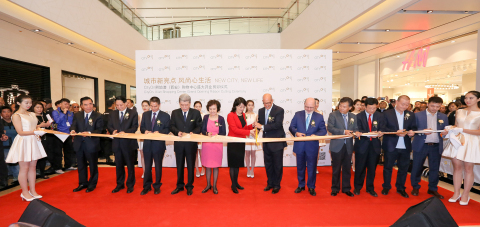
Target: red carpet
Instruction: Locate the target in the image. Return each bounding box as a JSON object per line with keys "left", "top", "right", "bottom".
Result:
{"left": 1, "top": 166, "right": 479, "bottom": 226}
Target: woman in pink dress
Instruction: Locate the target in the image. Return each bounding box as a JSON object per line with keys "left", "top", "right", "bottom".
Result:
{"left": 201, "top": 100, "right": 226, "bottom": 194}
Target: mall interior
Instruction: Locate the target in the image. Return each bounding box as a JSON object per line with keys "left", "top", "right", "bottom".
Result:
{"left": 1, "top": 0, "right": 480, "bottom": 226}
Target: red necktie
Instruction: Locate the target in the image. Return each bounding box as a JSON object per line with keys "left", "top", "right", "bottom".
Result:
{"left": 368, "top": 114, "right": 372, "bottom": 141}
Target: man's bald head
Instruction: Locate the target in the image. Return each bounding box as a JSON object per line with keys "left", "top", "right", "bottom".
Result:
{"left": 262, "top": 93, "right": 273, "bottom": 110}
{"left": 304, "top": 98, "right": 315, "bottom": 114}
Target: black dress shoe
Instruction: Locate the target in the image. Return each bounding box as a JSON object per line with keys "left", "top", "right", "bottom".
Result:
{"left": 202, "top": 186, "right": 211, "bottom": 193}
{"left": 366, "top": 190, "right": 378, "bottom": 197}
{"left": 294, "top": 187, "right": 305, "bottom": 193}
{"left": 272, "top": 188, "right": 280, "bottom": 194}
{"left": 427, "top": 190, "right": 444, "bottom": 199}
{"left": 353, "top": 189, "right": 360, "bottom": 195}
{"left": 331, "top": 191, "right": 338, "bottom": 196}
{"left": 140, "top": 188, "right": 151, "bottom": 195}
{"left": 309, "top": 188, "right": 316, "bottom": 196}
{"left": 127, "top": 188, "right": 134, "bottom": 194}
{"left": 397, "top": 190, "right": 409, "bottom": 198}
{"left": 112, "top": 186, "right": 125, "bottom": 193}
{"left": 171, "top": 188, "right": 184, "bottom": 195}
{"left": 187, "top": 188, "right": 193, "bottom": 196}
{"left": 73, "top": 185, "right": 87, "bottom": 192}
{"left": 213, "top": 187, "right": 218, "bottom": 194}
{"left": 232, "top": 187, "right": 239, "bottom": 194}
{"left": 154, "top": 188, "right": 161, "bottom": 194}
{"left": 381, "top": 189, "right": 389, "bottom": 195}
{"left": 86, "top": 187, "right": 95, "bottom": 193}
{"left": 343, "top": 191, "right": 354, "bottom": 197}
{"left": 411, "top": 188, "right": 419, "bottom": 196}
{"left": 236, "top": 185, "right": 244, "bottom": 190}
{"left": 264, "top": 186, "right": 273, "bottom": 191}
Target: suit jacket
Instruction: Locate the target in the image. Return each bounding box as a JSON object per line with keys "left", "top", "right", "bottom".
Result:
{"left": 376, "top": 108, "right": 387, "bottom": 113}
{"left": 412, "top": 110, "right": 448, "bottom": 154}
{"left": 202, "top": 115, "right": 226, "bottom": 136}
{"left": 327, "top": 111, "right": 358, "bottom": 153}
{"left": 382, "top": 108, "right": 417, "bottom": 153}
{"left": 227, "top": 112, "right": 253, "bottom": 138}
{"left": 107, "top": 108, "right": 139, "bottom": 151}
{"left": 354, "top": 111, "right": 386, "bottom": 154}
{"left": 169, "top": 108, "right": 202, "bottom": 152}
{"left": 140, "top": 110, "right": 171, "bottom": 152}
{"left": 258, "top": 104, "right": 287, "bottom": 150}
{"left": 289, "top": 111, "right": 327, "bottom": 153}
{"left": 70, "top": 111, "right": 104, "bottom": 152}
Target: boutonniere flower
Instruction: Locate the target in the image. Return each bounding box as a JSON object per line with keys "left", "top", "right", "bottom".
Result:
{"left": 350, "top": 118, "right": 355, "bottom": 125}
{"left": 404, "top": 113, "right": 410, "bottom": 120}
{"left": 268, "top": 116, "right": 274, "bottom": 123}
{"left": 190, "top": 119, "right": 195, "bottom": 122}
{"left": 311, "top": 120, "right": 316, "bottom": 127}
{"left": 215, "top": 121, "right": 222, "bottom": 127}
{"left": 373, "top": 121, "right": 378, "bottom": 128}
{"left": 88, "top": 118, "right": 93, "bottom": 126}
{"left": 157, "top": 120, "right": 162, "bottom": 126}
{"left": 124, "top": 112, "right": 130, "bottom": 120}
{"left": 438, "top": 119, "right": 444, "bottom": 125}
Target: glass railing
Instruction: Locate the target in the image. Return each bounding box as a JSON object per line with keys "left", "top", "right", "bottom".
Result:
{"left": 99, "top": 0, "right": 314, "bottom": 40}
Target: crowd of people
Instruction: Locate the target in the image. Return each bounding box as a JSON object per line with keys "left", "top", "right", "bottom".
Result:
{"left": 0, "top": 91, "right": 479, "bottom": 206}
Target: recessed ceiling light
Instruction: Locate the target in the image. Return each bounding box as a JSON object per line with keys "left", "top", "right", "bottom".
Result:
{"left": 427, "top": 10, "right": 433, "bottom": 13}
{"left": 395, "top": 75, "right": 398, "bottom": 76}
{"left": 66, "top": 42, "right": 74, "bottom": 45}
{"left": 33, "top": 29, "right": 42, "bottom": 32}
{"left": 397, "top": 56, "right": 400, "bottom": 58}
{"left": 108, "top": 59, "right": 113, "bottom": 60}
{"left": 423, "top": 48, "right": 426, "bottom": 50}
{"left": 451, "top": 40, "right": 455, "bottom": 43}
{"left": 465, "top": 11, "right": 469, "bottom": 13}
{"left": 336, "top": 51, "right": 340, "bottom": 53}
{"left": 357, "top": 42, "right": 361, "bottom": 44}
{"left": 90, "top": 52, "right": 96, "bottom": 54}
{"left": 385, "top": 29, "right": 390, "bottom": 32}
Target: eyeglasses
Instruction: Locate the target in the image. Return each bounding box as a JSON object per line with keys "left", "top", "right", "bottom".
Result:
{"left": 72, "top": 106, "right": 80, "bottom": 108}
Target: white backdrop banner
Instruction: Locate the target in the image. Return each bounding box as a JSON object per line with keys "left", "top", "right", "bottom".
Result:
{"left": 136, "top": 49, "right": 332, "bottom": 167}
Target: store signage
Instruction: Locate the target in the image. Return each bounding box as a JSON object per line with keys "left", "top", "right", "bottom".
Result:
{"left": 402, "top": 46, "right": 430, "bottom": 71}
{"left": 427, "top": 88, "right": 435, "bottom": 99}
{"left": 0, "top": 85, "right": 30, "bottom": 105}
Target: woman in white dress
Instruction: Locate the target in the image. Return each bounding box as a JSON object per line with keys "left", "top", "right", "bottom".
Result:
{"left": 6, "top": 95, "right": 50, "bottom": 201}
{"left": 137, "top": 100, "right": 150, "bottom": 178}
{"left": 443, "top": 91, "right": 480, "bottom": 205}
{"left": 245, "top": 100, "right": 259, "bottom": 178}
{"left": 194, "top": 101, "right": 205, "bottom": 177}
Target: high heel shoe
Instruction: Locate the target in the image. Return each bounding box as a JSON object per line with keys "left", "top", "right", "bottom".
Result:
{"left": 448, "top": 194, "right": 462, "bottom": 203}
{"left": 196, "top": 172, "right": 200, "bottom": 178}
{"left": 201, "top": 168, "right": 205, "bottom": 176}
{"left": 202, "top": 186, "right": 211, "bottom": 193}
{"left": 460, "top": 197, "right": 470, "bottom": 206}
{"left": 21, "top": 193, "right": 35, "bottom": 202}
{"left": 251, "top": 172, "right": 254, "bottom": 178}
{"left": 213, "top": 187, "right": 218, "bottom": 194}
{"left": 29, "top": 191, "right": 42, "bottom": 199}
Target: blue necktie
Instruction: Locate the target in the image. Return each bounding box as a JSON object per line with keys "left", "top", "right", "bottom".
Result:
{"left": 343, "top": 114, "right": 348, "bottom": 144}
{"left": 120, "top": 111, "right": 124, "bottom": 124}
{"left": 265, "top": 109, "right": 270, "bottom": 125}
{"left": 183, "top": 112, "right": 187, "bottom": 122}
{"left": 151, "top": 112, "right": 156, "bottom": 131}
{"left": 306, "top": 114, "right": 311, "bottom": 130}
{"left": 85, "top": 113, "right": 89, "bottom": 126}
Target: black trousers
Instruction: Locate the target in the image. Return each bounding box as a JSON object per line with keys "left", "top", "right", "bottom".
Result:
{"left": 382, "top": 148, "right": 410, "bottom": 191}
{"left": 263, "top": 144, "right": 284, "bottom": 189}
{"left": 411, "top": 143, "right": 441, "bottom": 191}
{"left": 114, "top": 146, "right": 136, "bottom": 189}
{"left": 0, "top": 146, "right": 7, "bottom": 183}
{"left": 37, "top": 136, "right": 53, "bottom": 177}
{"left": 175, "top": 144, "right": 197, "bottom": 190}
{"left": 354, "top": 143, "right": 380, "bottom": 191}
{"left": 52, "top": 135, "right": 75, "bottom": 169}
{"left": 77, "top": 142, "right": 99, "bottom": 188}
{"left": 143, "top": 148, "right": 165, "bottom": 190}
{"left": 331, "top": 144, "right": 352, "bottom": 192}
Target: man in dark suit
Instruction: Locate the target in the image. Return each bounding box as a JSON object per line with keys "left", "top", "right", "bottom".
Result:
{"left": 327, "top": 97, "right": 360, "bottom": 197}
{"left": 382, "top": 95, "right": 417, "bottom": 198}
{"left": 254, "top": 93, "right": 287, "bottom": 194}
{"left": 107, "top": 96, "right": 138, "bottom": 194}
{"left": 354, "top": 98, "right": 385, "bottom": 197}
{"left": 289, "top": 98, "right": 327, "bottom": 196}
{"left": 169, "top": 94, "right": 203, "bottom": 196}
{"left": 70, "top": 96, "right": 104, "bottom": 193}
{"left": 140, "top": 97, "right": 170, "bottom": 195}
{"left": 126, "top": 99, "right": 137, "bottom": 113}
{"left": 411, "top": 96, "right": 448, "bottom": 199}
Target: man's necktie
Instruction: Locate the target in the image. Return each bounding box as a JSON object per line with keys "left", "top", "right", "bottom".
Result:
{"left": 343, "top": 114, "right": 348, "bottom": 129}
{"left": 120, "top": 111, "right": 124, "bottom": 124}
{"left": 368, "top": 114, "right": 372, "bottom": 141}
{"left": 183, "top": 112, "right": 187, "bottom": 122}
{"left": 306, "top": 114, "right": 311, "bottom": 130}
{"left": 152, "top": 112, "right": 156, "bottom": 131}
{"left": 85, "top": 113, "right": 89, "bottom": 126}
{"left": 265, "top": 109, "right": 270, "bottom": 125}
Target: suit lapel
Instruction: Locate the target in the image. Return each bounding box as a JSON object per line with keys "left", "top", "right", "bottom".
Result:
{"left": 391, "top": 110, "right": 399, "bottom": 131}
{"left": 185, "top": 109, "right": 193, "bottom": 126}
{"left": 336, "top": 111, "right": 345, "bottom": 130}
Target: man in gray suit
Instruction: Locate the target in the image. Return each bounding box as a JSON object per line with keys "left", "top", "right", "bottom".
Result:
{"left": 327, "top": 97, "right": 361, "bottom": 197}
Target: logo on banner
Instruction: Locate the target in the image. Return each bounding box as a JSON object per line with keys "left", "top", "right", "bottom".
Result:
{"left": 297, "top": 54, "right": 309, "bottom": 59}
{"left": 228, "top": 66, "right": 241, "bottom": 70}
{"left": 158, "top": 55, "right": 170, "bottom": 59}
{"left": 159, "top": 66, "right": 171, "bottom": 71}
{"left": 263, "top": 54, "right": 275, "bottom": 59}
{"left": 245, "top": 66, "right": 257, "bottom": 70}
{"left": 280, "top": 66, "right": 293, "bottom": 70}
{"left": 210, "top": 66, "right": 223, "bottom": 71}
{"left": 297, "top": 88, "right": 310, "bottom": 93}
{"left": 176, "top": 55, "right": 188, "bottom": 59}
{"left": 314, "top": 55, "right": 327, "bottom": 59}
{"left": 297, "top": 66, "right": 309, "bottom": 70}
{"left": 297, "top": 99, "right": 307, "bottom": 104}
{"left": 280, "top": 99, "right": 293, "bottom": 103}
{"left": 176, "top": 66, "right": 188, "bottom": 70}
{"left": 314, "top": 66, "right": 327, "bottom": 70}
{"left": 280, "top": 87, "right": 293, "bottom": 92}
{"left": 141, "top": 67, "right": 154, "bottom": 71}
{"left": 245, "top": 54, "right": 257, "bottom": 59}
{"left": 262, "top": 88, "right": 275, "bottom": 92}
{"left": 280, "top": 76, "right": 292, "bottom": 81}
{"left": 141, "top": 55, "right": 154, "bottom": 60}
{"left": 209, "top": 54, "right": 222, "bottom": 59}
{"left": 193, "top": 54, "right": 206, "bottom": 59}
{"left": 280, "top": 54, "right": 292, "bottom": 59}
{"left": 314, "top": 77, "right": 327, "bottom": 82}
{"left": 263, "top": 66, "right": 275, "bottom": 70}
{"left": 283, "top": 120, "right": 290, "bottom": 126}
{"left": 314, "top": 88, "right": 327, "bottom": 93}
{"left": 228, "top": 54, "right": 240, "bottom": 59}
{"left": 297, "top": 77, "right": 309, "bottom": 82}
{"left": 193, "top": 65, "right": 205, "bottom": 70}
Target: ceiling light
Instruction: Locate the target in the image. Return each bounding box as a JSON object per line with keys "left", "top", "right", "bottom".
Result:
{"left": 451, "top": 40, "right": 456, "bottom": 43}
{"left": 90, "top": 52, "right": 96, "bottom": 54}
{"left": 395, "top": 74, "right": 398, "bottom": 76}
{"left": 427, "top": 10, "right": 433, "bottom": 13}
{"left": 66, "top": 42, "right": 74, "bottom": 45}
{"left": 396, "top": 56, "right": 400, "bottom": 58}
{"left": 336, "top": 51, "right": 340, "bottom": 53}
{"left": 108, "top": 59, "right": 113, "bottom": 60}
{"left": 385, "top": 29, "right": 390, "bottom": 32}
{"left": 357, "top": 42, "right": 360, "bottom": 44}
{"left": 465, "top": 11, "right": 469, "bottom": 13}
{"left": 33, "top": 29, "right": 42, "bottom": 32}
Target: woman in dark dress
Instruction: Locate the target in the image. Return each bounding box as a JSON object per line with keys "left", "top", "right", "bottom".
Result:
{"left": 31, "top": 101, "right": 52, "bottom": 179}
{"left": 227, "top": 97, "right": 255, "bottom": 194}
